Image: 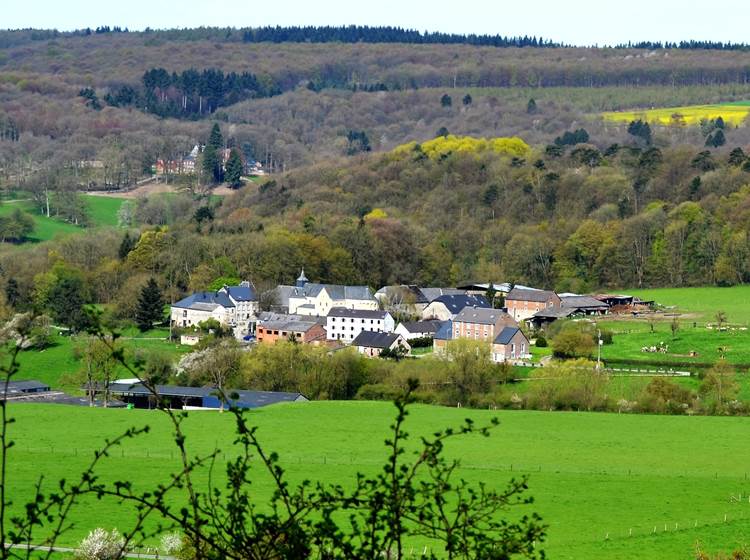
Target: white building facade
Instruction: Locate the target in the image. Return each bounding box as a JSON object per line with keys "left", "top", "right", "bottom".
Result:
{"left": 326, "top": 308, "right": 395, "bottom": 342}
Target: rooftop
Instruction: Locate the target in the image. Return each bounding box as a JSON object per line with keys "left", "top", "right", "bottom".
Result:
{"left": 506, "top": 287, "right": 558, "bottom": 303}
{"left": 454, "top": 306, "right": 513, "bottom": 325}
{"left": 327, "top": 307, "right": 389, "bottom": 319}
{"left": 352, "top": 331, "right": 402, "bottom": 349}
{"left": 494, "top": 326, "right": 524, "bottom": 345}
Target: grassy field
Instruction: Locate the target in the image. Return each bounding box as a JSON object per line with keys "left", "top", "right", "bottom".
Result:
{"left": 15, "top": 327, "right": 190, "bottom": 390}
{"left": 0, "top": 195, "right": 124, "bottom": 243}
{"left": 6, "top": 401, "right": 750, "bottom": 559}
{"left": 630, "top": 286, "right": 750, "bottom": 323}
{"left": 602, "top": 102, "right": 750, "bottom": 126}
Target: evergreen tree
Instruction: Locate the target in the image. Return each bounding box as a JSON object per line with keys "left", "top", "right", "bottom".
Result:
{"left": 208, "top": 123, "right": 223, "bottom": 149}
{"left": 225, "top": 148, "right": 244, "bottom": 188}
{"left": 435, "top": 126, "right": 449, "bottom": 138}
{"left": 135, "top": 278, "right": 164, "bottom": 332}
{"left": 710, "top": 129, "right": 726, "bottom": 147}
{"left": 118, "top": 231, "right": 136, "bottom": 260}
{"left": 462, "top": 94, "right": 472, "bottom": 106}
{"left": 526, "top": 98, "right": 537, "bottom": 114}
{"left": 49, "top": 276, "right": 91, "bottom": 332}
{"left": 440, "top": 94, "right": 452, "bottom": 107}
{"left": 728, "top": 147, "right": 747, "bottom": 166}
{"left": 202, "top": 144, "right": 222, "bottom": 183}
{"left": 5, "top": 278, "right": 20, "bottom": 309}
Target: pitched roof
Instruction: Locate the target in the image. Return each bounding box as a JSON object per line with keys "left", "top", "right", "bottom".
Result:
{"left": 257, "top": 311, "right": 325, "bottom": 325}
{"left": 327, "top": 307, "right": 389, "bottom": 319}
{"left": 434, "top": 320, "right": 453, "bottom": 340}
{"left": 291, "top": 283, "right": 375, "bottom": 302}
{"left": 506, "top": 287, "right": 558, "bottom": 303}
{"left": 453, "top": 306, "right": 513, "bottom": 325}
{"left": 429, "top": 294, "right": 490, "bottom": 314}
{"left": 398, "top": 320, "right": 442, "bottom": 335}
{"left": 560, "top": 295, "right": 610, "bottom": 310}
{"left": 532, "top": 307, "right": 575, "bottom": 319}
{"left": 221, "top": 281, "right": 257, "bottom": 302}
{"left": 352, "top": 331, "right": 402, "bottom": 349}
{"left": 259, "top": 319, "right": 321, "bottom": 333}
{"left": 172, "top": 291, "right": 234, "bottom": 310}
{"left": 494, "top": 326, "right": 524, "bottom": 345}
{"left": 418, "top": 287, "right": 465, "bottom": 302}
{"left": 108, "top": 383, "right": 308, "bottom": 408}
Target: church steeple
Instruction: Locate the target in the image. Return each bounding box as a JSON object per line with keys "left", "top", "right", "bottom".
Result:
{"left": 296, "top": 268, "right": 309, "bottom": 288}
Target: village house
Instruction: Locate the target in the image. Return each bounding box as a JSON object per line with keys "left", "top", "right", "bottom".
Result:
{"left": 352, "top": 331, "right": 411, "bottom": 358}
{"left": 170, "top": 281, "right": 258, "bottom": 337}
{"left": 491, "top": 327, "right": 531, "bottom": 363}
{"left": 505, "top": 287, "right": 562, "bottom": 321}
{"left": 375, "top": 285, "right": 464, "bottom": 315}
{"left": 432, "top": 321, "right": 452, "bottom": 354}
{"left": 325, "top": 308, "right": 394, "bottom": 342}
{"left": 394, "top": 320, "right": 442, "bottom": 340}
{"left": 452, "top": 306, "right": 518, "bottom": 343}
{"left": 256, "top": 316, "right": 327, "bottom": 345}
{"left": 277, "top": 270, "right": 378, "bottom": 316}
{"left": 421, "top": 294, "right": 491, "bottom": 321}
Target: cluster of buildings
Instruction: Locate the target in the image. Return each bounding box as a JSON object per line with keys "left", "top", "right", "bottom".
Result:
{"left": 170, "top": 271, "right": 652, "bottom": 364}
{"left": 155, "top": 144, "right": 265, "bottom": 176}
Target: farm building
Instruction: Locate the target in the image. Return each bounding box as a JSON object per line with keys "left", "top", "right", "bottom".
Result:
{"left": 107, "top": 383, "right": 308, "bottom": 410}
{"left": 351, "top": 331, "right": 410, "bottom": 357}
{"left": 394, "top": 320, "right": 442, "bottom": 340}
{"left": 491, "top": 327, "right": 531, "bottom": 363}
{"left": 421, "top": 294, "right": 491, "bottom": 321}
{"left": 505, "top": 287, "right": 562, "bottom": 321}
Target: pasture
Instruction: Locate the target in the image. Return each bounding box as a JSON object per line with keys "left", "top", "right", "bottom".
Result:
{"left": 15, "top": 327, "right": 190, "bottom": 390}
{"left": 6, "top": 401, "right": 750, "bottom": 559}
{"left": 0, "top": 195, "right": 124, "bottom": 243}
{"left": 602, "top": 101, "right": 750, "bottom": 126}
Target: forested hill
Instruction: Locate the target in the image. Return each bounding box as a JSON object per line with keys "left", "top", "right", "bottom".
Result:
{"left": 214, "top": 135, "right": 750, "bottom": 291}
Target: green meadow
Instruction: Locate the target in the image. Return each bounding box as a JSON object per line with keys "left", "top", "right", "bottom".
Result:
{"left": 6, "top": 401, "right": 750, "bottom": 559}
{"left": 0, "top": 195, "right": 124, "bottom": 243}
{"left": 16, "top": 327, "right": 190, "bottom": 390}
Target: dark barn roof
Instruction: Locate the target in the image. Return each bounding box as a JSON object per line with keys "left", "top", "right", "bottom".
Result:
{"left": 327, "top": 307, "right": 389, "bottom": 319}
{"left": 430, "top": 294, "right": 490, "bottom": 314}
{"left": 352, "top": 331, "right": 402, "bottom": 349}
{"left": 108, "top": 383, "right": 307, "bottom": 409}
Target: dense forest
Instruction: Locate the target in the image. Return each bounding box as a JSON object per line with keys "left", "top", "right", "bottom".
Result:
{"left": 3, "top": 29, "right": 750, "bottom": 303}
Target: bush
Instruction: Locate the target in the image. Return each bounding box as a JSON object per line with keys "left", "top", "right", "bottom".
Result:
{"left": 75, "top": 528, "right": 125, "bottom": 560}
{"left": 551, "top": 328, "right": 594, "bottom": 359}
{"left": 534, "top": 335, "right": 547, "bottom": 348}
{"left": 408, "top": 336, "right": 433, "bottom": 348}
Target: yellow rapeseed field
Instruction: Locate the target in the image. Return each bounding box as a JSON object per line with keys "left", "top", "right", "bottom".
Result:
{"left": 602, "top": 103, "right": 750, "bottom": 126}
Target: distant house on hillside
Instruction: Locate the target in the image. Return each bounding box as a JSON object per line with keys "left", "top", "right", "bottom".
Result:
{"left": 505, "top": 287, "right": 561, "bottom": 321}
{"left": 256, "top": 315, "right": 327, "bottom": 345}
{"left": 375, "top": 285, "right": 464, "bottom": 315}
{"left": 452, "top": 306, "right": 517, "bottom": 343}
{"left": 170, "top": 281, "right": 258, "bottom": 337}
{"left": 352, "top": 331, "right": 410, "bottom": 358}
{"left": 491, "top": 327, "right": 531, "bottom": 363}
{"left": 326, "top": 308, "right": 394, "bottom": 343}
{"left": 275, "top": 270, "right": 378, "bottom": 316}
{"left": 432, "top": 321, "right": 453, "bottom": 354}
{"left": 421, "top": 294, "right": 491, "bottom": 321}
{"left": 394, "top": 320, "right": 442, "bottom": 340}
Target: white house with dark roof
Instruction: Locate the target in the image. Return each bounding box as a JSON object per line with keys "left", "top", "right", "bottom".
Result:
{"left": 326, "top": 307, "right": 394, "bottom": 342}
{"left": 394, "top": 320, "right": 442, "bottom": 340}
{"left": 170, "top": 281, "right": 259, "bottom": 336}
{"left": 352, "top": 331, "right": 410, "bottom": 358}
{"left": 281, "top": 270, "right": 378, "bottom": 316}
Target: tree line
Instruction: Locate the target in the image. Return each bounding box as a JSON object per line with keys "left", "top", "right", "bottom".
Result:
{"left": 105, "top": 67, "right": 280, "bottom": 118}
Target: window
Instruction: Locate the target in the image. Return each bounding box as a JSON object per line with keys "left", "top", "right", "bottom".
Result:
{"left": 182, "top": 310, "right": 187, "bottom": 317}
{"left": 511, "top": 343, "right": 516, "bottom": 358}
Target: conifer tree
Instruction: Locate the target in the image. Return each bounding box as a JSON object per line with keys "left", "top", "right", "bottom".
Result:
{"left": 118, "top": 231, "right": 136, "bottom": 260}
{"left": 225, "top": 148, "right": 244, "bottom": 188}
{"left": 208, "top": 123, "right": 223, "bottom": 149}
{"left": 135, "top": 278, "right": 164, "bottom": 332}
